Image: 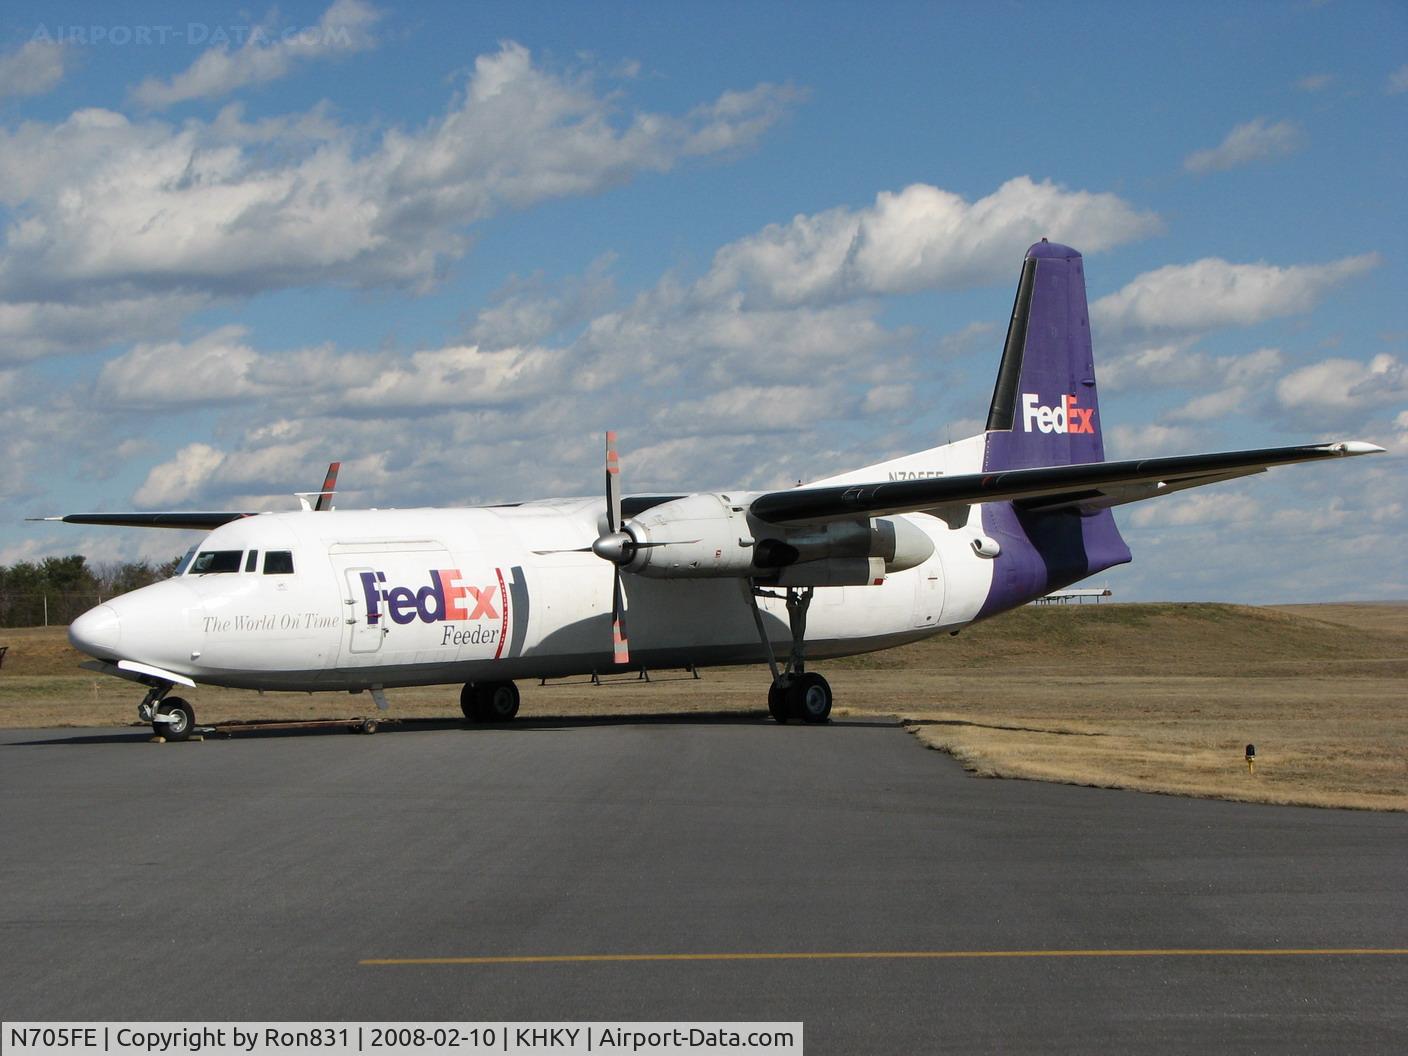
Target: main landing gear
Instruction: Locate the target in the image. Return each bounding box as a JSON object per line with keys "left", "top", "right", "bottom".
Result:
{"left": 460, "top": 680, "right": 521, "bottom": 723}
{"left": 745, "top": 582, "right": 833, "bottom": 725}
{"left": 137, "top": 683, "right": 196, "bottom": 741}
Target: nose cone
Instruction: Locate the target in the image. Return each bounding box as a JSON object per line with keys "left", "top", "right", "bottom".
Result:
{"left": 69, "top": 603, "right": 121, "bottom": 658}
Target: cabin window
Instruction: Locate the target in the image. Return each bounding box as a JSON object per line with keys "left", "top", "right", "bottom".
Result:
{"left": 190, "top": 550, "right": 244, "bottom": 574}
{"left": 244, "top": 550, "right": 259, "bottom": 573}
{"left": 263, "top": 550, "right": 295, "bottom": 575}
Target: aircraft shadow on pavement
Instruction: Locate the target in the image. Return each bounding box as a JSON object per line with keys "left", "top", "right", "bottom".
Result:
{"left": 5, "top": 712, "right": 896, "bottom": 746}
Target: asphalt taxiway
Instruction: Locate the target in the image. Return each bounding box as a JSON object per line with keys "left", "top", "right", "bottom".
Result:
{"left": 1, "top": 715, "right": 1405, "bottom": 1053}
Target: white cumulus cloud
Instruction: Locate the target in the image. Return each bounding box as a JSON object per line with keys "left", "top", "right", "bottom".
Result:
{"left": 0, "top": 42, "right": 801, "bottom": 359}
{"left": 0, "top": 40, "right": 69, "bottom": 100}
{"left": 130, "top": 0, "right": 383, "bottom": 108}
{"left": 1091, "top": 255, "right": 1380, "bottom": 344}
{"left": 1165, "top": 387, "right": 1254, "bottom": 423}
{"left": 133, "top": 443, "right": 228, "bottom": 506}
{"left": 1129, "top": 490, "right": 1261, "bottom": 529}
{"left": 1295, "top": 73, "right": 1334, "bottom": 93}
{"left": 1101, "top": 344, "right": 1283, "bottom": 395}
{"left": 0, "top": 291, "right": 210, "bottom": 364}
{"left": 1105, "top": 422, "right": 1200, "bottom": 459}
{"left": 1184, "top": 117, "right": 1306, "bottom": 174}
{"left": 1276, "top": 353, "right": 1407, "bottom": 412}
{"left": 98, "top": 326, "right": 266, "bottom": 405}
{"left": 696, "top": 177, "right": 1160, "bottom": 307}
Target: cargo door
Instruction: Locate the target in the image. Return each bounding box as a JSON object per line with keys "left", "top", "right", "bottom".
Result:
{"left": 341, "top": 566, "right": 386, "bottom": 654}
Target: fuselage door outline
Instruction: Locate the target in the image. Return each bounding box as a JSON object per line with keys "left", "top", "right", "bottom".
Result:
{"left": 342, "top": 565, "right": 385, "bottom": 655}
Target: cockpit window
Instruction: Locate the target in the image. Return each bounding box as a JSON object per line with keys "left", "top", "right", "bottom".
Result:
{"left": 263, "top": 550, "right": 295, "bottom": 575}
{"left": 173, "top": 546, "right": 198, "bottom": 577}
{"left": 190, "top": 550, "right": 243, "bottom": 574}
{"left": 244, "top": 550, "right": 259, "bottom": 573}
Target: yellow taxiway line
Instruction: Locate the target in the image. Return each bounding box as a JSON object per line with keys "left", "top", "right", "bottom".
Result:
{"left": 361, "top": 948, "right": 1408, "bottom": 967}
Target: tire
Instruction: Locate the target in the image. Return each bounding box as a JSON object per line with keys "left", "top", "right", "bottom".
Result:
{"left": 473, "top": 681, "right": 520, "bottom": 722}
{"left": 155, "top": 697, "right": 195, "bottom": 741}
{"left": 459, "top": 683, "right": 478, "bottom": 721}
{"left": 767, "top": 681, "right": 791, "bottom": 724}
{"left": 359, "top": 718, "right": 379, "bottom": 735}
{"left": 788, "top": 673, "right": 832, "bottom": 724}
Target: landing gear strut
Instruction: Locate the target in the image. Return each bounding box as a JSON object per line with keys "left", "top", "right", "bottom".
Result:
{"left": 745, "top": 582, "right": 832, "bottom": 724}
{"left": 461, "top": 680, "right": 520, "bottom": 723}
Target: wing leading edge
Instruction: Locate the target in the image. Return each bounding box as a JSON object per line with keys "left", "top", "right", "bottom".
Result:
{"left": 29, "top": 461, "right": 345, "bottom": 530}
{"left": 748, "top": 441, "right": 1384, "bottom": 525}
{"left": 29, "top": 512, "right": 258, "bottom": 530}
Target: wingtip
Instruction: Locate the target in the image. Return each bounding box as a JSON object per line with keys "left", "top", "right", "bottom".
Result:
{"left": 1330, "top": 441, "right": 1386, "bottom": 455}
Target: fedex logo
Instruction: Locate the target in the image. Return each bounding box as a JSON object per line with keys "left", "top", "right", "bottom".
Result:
{"left": 359, "top": 569, "right": 498, "bottom": 626}
{"left": 1021, "top": 392, "right": 1096, "bottom": 435}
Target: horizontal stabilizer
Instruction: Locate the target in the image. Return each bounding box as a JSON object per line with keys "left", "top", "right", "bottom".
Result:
{"left": 750, "top": 442, "right": 1384, "bottom": 525}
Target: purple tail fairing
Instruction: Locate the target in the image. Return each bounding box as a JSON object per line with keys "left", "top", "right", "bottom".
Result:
{"left": 978, "top": 241, "right": 1131, "bottom": 616}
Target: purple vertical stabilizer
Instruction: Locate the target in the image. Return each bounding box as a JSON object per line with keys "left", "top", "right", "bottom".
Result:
{"left": 984, "top": 240, "right": 1105, "bottom": 469}
{"left": 978, "top": 241, "right": 1130, "bottom": 617}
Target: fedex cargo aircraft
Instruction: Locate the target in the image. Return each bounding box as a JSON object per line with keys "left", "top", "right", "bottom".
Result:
{"left": 48, "top": 241, "right": 1381, "bottom": 739}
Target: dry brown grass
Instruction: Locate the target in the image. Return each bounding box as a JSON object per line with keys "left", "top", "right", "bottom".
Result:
{"left": 2, "top": 603, "right": 1404, "bottom": 811}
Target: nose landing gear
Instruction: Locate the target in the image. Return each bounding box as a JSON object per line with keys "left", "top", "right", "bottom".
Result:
{"left": 137, "top": 683, "right": 196, "bottom": 741}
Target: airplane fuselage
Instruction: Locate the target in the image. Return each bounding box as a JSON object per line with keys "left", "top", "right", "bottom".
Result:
{"left": 71, "top": 494, "right": 995, "bottom": 693}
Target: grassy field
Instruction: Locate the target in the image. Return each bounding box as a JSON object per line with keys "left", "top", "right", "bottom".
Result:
{"left": 2, "top": 602, "right": 1404, "bottom": 811}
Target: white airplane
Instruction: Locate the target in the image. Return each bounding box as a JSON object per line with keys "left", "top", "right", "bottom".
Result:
{"left": 44, "top": 241, "right": 1382, "bottom": 740}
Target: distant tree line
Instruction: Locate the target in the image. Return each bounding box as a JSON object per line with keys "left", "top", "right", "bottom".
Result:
{"left": 0, "top": 555, "right": 182, "bottom": 627}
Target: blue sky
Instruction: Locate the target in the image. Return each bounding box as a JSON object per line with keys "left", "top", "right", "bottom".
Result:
{"left": 1, "top": 0, "right": 1404, "bottom": 602}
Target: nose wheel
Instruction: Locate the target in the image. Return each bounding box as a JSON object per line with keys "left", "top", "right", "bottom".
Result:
{"left": 136, "top": 683, "right": 196, "bottom": 741}
{"left": 154, "top": 697, "right": 195, "bottom": 741}
{"left": 135, "top": 682, "right": 197, "bottom": 741}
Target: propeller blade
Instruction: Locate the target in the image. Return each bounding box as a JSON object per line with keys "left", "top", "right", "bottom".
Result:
{"left": 611, "top": 570, "right": 630, "bottom": 665}
{"left": 606, "top": 431, "right": 622, "bottom": 531}
{"left": 604, "top": 431, "right": 631, "bottom": 665}
{"left": 531, "top": 546, "right": 594, "bottom": 555}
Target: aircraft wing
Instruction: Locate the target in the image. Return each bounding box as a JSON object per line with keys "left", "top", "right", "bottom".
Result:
{"left": 29, "top": 512, "right": 258, "bottom": 530}
{"left": 748, "top": 441, "right": 1384, "bottom": 525}
{"left": 30, "top": 461, "right": 344, "bottom": 530}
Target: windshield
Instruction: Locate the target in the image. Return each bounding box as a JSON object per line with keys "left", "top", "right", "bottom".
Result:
{"left": 173, "top": 545, "right": 199, "bottom": 577}
{"left": 190, "top": 550, "right": 243, "bottom": 574}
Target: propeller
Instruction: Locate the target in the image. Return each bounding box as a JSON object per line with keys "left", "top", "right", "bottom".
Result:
{"left": 529, "top": 432, "right": 638, "bottom": 662}
{"left": 532, "top": 432, "right": 695, "bottom": 666}
{"left": 602, "top": 431, "right": 630, "bottom": 665}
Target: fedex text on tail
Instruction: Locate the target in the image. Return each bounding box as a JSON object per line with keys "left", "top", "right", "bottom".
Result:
{"left": 1020, "top": 392, "right": 1096, "bottom": 435}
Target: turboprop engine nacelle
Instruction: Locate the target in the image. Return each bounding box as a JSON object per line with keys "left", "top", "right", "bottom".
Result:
{"left": 618, "top": 493, "right": 934, "bottom": 580}
{"left": 750, "top": 518, "right": 934, "bottom": 572}
{"left": 618, "top": 493, "right": 755, "bottom": 576}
